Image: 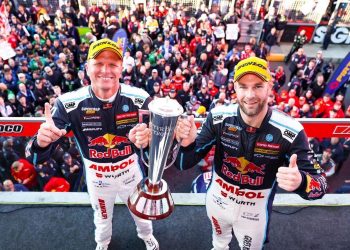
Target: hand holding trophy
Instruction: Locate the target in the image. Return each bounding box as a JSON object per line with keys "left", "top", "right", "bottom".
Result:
{"left": 128, "top": 97, "right": 184, "bottom": 220}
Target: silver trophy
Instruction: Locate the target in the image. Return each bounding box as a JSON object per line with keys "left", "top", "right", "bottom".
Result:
{"left": 128, "top": 97, "right": 184, "bottom": 220}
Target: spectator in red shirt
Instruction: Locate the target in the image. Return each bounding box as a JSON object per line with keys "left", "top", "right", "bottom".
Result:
{"left": 11, "top": 159, "right": 38, "bottom": 190}
{"left": 171, "top": 68, "right": 186, "bottom": 90}
{"left": 44, "top": 177, "right": 70, "bottom": 192}
{"left": 161, "top": 78, "right": 175, "bottom": 96}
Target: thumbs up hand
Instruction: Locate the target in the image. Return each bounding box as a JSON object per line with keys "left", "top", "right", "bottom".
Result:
{"left": 36, "top": 103, "right": 67, "bottom": 148}
{"left": 276, "top": 154, "right": 302, "bottom": 192}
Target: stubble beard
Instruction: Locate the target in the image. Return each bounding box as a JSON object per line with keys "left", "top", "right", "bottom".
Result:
{"left": 238, "top": 98, "right": 267, "bottom": 117}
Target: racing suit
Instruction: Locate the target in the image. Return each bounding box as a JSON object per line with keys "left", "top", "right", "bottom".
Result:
{"left": 175, "top": 104, "right": 327, "bottom": 250}
{"left": 27, "top": 84, "right": 153, "bottom": 247}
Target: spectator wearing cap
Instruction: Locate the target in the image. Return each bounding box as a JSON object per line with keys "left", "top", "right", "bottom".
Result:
{"left": 17, "top": 73, "right": 34, "bottom": 91}
{"left": 168, "top": 88, "right": 182, "bottom": 105}
{"left": 60, "top": 152, "right": 82, "bottom": 192}
{"left": 6, "top": 92, "right": 18, "bottom": 116}
{"left": 146, "top": 69, "right": 162, "bottom": 93}
{"left": 11, "top": 158, "right": 38, "bottom": 190}
{"left": 196, "top": 83, "right": 211, "bottom": 110}
{"left": 2, "top": 179, "right": 28, "bottom": 192}
{"left": 320, "top": 148, "right": 336, "bottom": 177}
{"left": 153, "top": 33, "right": 164, "bottom": 51}
{"left": 150, "top": 81, "right": 162, "bottom": 98}
{"left": 321, "top": 138, "right": 345, "bottom": 166}
{"left": 35, "top": 158, "right": 59, "bottom": 190}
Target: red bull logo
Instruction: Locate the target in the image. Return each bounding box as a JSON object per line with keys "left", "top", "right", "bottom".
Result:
{"left": 306, "top": 175, "right": 322, "bottom": 192}
{"left": 89, "top": 158, "right": 134, "bottom": 172}
{"left": 216, "top": 179, "right": 265, "bottom": 199}
{"left": 89, "top": 145, "right": 132, "bottom": 159}
{"left": 221, "top": 165, "right": 264, "bottom": 186}
{"left": 223, "top": 154, "right": 265, "bottom": 175}
{"left": 88, "top": 134, "right": 130, "bottom": 148}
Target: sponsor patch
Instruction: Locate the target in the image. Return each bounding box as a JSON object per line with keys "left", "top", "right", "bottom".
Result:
{"left": 116, "top": 111, "right": 137, "bottom": 120}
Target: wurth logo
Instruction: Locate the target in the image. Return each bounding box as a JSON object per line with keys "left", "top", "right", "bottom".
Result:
{"left": 333, "top": 126, "right": 350, "bottom": 135}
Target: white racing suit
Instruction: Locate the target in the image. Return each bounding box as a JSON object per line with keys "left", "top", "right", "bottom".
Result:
{"left": 27, "top": 85, "right": 153, "bottom": 246}
{"left": 175, "top": 104, "right": 327, "bottom": 250}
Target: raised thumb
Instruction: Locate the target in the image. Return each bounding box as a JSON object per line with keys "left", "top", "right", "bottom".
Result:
{"left": 289, "top": 154, "right": 298, "bottom": 168}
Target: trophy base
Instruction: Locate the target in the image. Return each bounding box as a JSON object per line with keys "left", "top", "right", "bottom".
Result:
{"left": 127, "top": 178, "right": 174, "bottom": 220}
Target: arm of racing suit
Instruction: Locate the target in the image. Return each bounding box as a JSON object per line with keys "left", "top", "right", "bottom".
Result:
{"left": 26, "top": 99, "right": 71, "bottom": 165}
{"left": 174, "top": 112, "right": 217, "bottom": 171}
{"left": 288, "top": 130, "right": 327, "bottom": 200}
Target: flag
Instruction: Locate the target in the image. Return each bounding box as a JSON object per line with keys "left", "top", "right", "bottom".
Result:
{"left": 0, "top": 3, "right": 11, "bottom": 37}
{"left": 325, "top": 52, "right": 350, "bottom": 95}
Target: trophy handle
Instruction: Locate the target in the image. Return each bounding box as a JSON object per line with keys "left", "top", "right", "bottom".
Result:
{"left": 138, "top": 109, "right": 150, "bottom": 168}
{"left": 164, "top": 113, "right": 187, "bottom": 169}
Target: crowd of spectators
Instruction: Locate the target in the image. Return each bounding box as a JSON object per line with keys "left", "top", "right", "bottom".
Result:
{"left": 0, "top": 0, "right": 349, "bottom": 192}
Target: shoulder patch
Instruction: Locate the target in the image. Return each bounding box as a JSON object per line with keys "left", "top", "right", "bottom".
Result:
{"left": 120, "top": 84, "right": 150, "bottom": 108}
{"left": 211, "top": 104, "right": 238, "bottom": 125}
{"left": 269, "top": 109, "right": 304, "bottom": 143}
{"left": 59, "top": 86, "right": 90, "bottom": 113}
